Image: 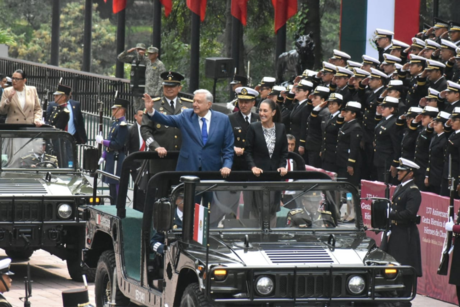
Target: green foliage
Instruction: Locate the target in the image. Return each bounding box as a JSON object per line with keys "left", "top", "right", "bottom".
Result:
{"left": 9, "top": 2, "right": 116, "bottom": 75}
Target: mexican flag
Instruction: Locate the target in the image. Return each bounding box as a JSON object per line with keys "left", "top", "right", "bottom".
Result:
{"left": 340, "top": 0, "right": 420, "bottom": 61}
{"left": 193, "top": 203, "right": 208, "bottom": 245}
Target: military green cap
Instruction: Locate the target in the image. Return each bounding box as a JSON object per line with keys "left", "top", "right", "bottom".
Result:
{"left": 147, "top": 46, "right": 159, "bottom": 54}
{"left": 136, "top": 43, "right": 146, "bottom": 50}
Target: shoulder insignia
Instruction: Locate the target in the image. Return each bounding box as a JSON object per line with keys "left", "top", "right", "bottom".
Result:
{"left": 63, "top": 108, "right": 70, "bottom": 113}
{"left": 410, "top": 185, "right": 419, "bottom": 189}
{"left": 21, "top": 154, "right": 33, "bottom": 160}
{"left": 180, "top": 97, "right": 193, "bottom": 102}
{"left": 152, "top": 97, "right": 161, "bottom": 102}
{"left": 120, "top": 121, "right": 128, "bottom": 126}
{"left": 289, "top": 209, "right": 304, "bottom": 215}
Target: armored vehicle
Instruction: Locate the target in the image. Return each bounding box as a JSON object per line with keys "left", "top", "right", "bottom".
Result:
{"left": 82, "top": 152, "right": 416, "bottom": 306}
{"left": 0, "top": 125, "right": 106, "bottom": 281}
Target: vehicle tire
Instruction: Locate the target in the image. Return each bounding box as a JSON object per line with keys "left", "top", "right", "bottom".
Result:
{"left": 94, "top": 250, "right": 130, "bottom": 307}
{"left": 66, "top": 255, "right": 96, "bottom": 282}
{"left": 180, "top": 283, "right": 212, "bottom": 307}
{"left": 4, "top": 248, "right": 34, "bottom": 260}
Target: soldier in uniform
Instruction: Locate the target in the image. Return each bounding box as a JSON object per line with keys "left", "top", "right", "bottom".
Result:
{"left": 409, "top": 37, "right": 425, "bottom": 56}
{"left": 320, "top": 93, "right": 344, "bottom": 172}
{"left": 390, "top": 39, "right": 410, "bottom": 64}
{"left": 96, "top": 98, "right": 129, "bottom": 204}
{"left": 317, "top": 62, "right": 336, "bottom": 88}
{"left": 359, "top": 68, "right": 388, "bottom": 180}
{"left": 255, "top": 77, "right": 276, "bottom": 110}
{"left": 399, "top": 107, "right": 423, "bottom": 160}
{"left": 117, "top": 43, "right": 148, "bottom": 112}
{"left": 228, "top": 75, "right": 248, "bottom": 112}
{"left": 386, "top": 158, "right": 422, "bottom": 305}
{"left": 373, "top": 96, "right": 403, "bottom": 182}
{"left": 373, "top": 28, "right": 394, "bottom": 63}
{"left": 145, "top": 46, "right": 166, "bottom": 98}
{"left": 348, "top": 68, "right": 370, "bottom": 103}
{"left": 330, "top": 66, "right": 353, "bottom": 104}
{"left": 449, "top": 21, "right": 460, "bottom": 46}
{"left": 306, "top": 86, "right": 331, "bottom": 167}
{"left": 290, "top": 79, "right": 314, "bottom": 157}
{"left": 441, "top": 81, "right": 460, "bottom": 113}
{"left": 228, "top": 87, "right": 259, "bottom": 171}
{"left": 140, "top": 71, "right": 193, "bottom": 175}
{"left": 415, "top": 60, "right": 447, "bottom": 104}
{"left": 440, "top": 107, "right": 460, "bottom": 197}
{"left": 0, "top": 258, "right": 13, "bottom": 307}
{"left": 47, "top": 84, "right": 70, "bottom": 130}
{"left": 361, "top": 55, "right": 380, "bottom": 72}
{"left": 400, "top": 54, "right": 426, "bottom": 109}
{"left": 20, "top": 139, "right": 58, "bottom": 168}
{"left": 336, "top": 101, "right": 363, "bottom": 188}
{"left": 425, "top": 111, "right": 450, "bottom": 194}
{"left": 381, "top": 54, "right": 402, "bottom": 77}
{"left": 286, "top": 191, "right": 337, "bottom": 228}
{"left": 329, "top": 49, "right": 350, "bottom": 68}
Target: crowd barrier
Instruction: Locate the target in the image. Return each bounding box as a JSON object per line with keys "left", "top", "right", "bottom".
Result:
{"left": 361, "top": 180, "right": 459, "bottom": 305}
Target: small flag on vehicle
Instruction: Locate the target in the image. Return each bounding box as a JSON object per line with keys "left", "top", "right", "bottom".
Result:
{"left": 193, "top": 203, "right": 208, "bottom": 245}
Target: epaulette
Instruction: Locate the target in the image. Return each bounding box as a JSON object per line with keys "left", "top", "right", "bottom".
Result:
{"left": 63, "top": 108, "right": 70, "bottom": 113}
{"left": 410, "top": 184, "right": 419, "bottom": 189}
{"left": 45, "top": 154, "right": 57, "bottom": 159}
{"left": 21, "top": 154, "right": 33, "bottom": 160}
{"left": 120, "top": 121, "right": 128, "bottom": 126}
{"left": 152, "top": 97, "right": 161, "bottom": 102}
{"left": 289, "top": 208, "right": 304, "bottom": 215}
{"left": 181, "top": 97, "right": 193, "bottom": 102}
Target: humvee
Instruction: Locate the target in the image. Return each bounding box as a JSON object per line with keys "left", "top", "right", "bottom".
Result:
{"left": 0, "top": 125, "right": 106, "bottom": 281}
{"left": 82, "top": 152, "right": 417, "bottom": 307}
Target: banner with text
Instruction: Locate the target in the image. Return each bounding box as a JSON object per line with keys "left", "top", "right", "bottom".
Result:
{"left": 361, "top": 180, "right": 459, "bottom": 305}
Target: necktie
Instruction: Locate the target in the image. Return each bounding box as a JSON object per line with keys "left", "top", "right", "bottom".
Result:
{"left": 245, "top": 116, "right": 249, "bottom": 124}
{"left": 170, "top": 99, "right": 175, "bottom": 112}
{"left": 140, "top": 140, "right": 146, "bottom": 151}
{"left": 201, "top": 118, "right": 208, "bottom": 145}
{"left": 330, "top": 114, "right": 333, "bottom": 120}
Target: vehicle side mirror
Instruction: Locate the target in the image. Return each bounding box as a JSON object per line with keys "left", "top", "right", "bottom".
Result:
{"left": 153, "top": 198, "right": 172, "bottom": 232}
{"left": 83, "top": 147, "right": 99, "bottom": 174}
{"left": 371, "top": 199, "right": 390, "bottom": 229}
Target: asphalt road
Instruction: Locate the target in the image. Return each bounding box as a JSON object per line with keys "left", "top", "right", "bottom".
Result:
{"left": 0, "top": 249, "right": 456, "bottom": 307}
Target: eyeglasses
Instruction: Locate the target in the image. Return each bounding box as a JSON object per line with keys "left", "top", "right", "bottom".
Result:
{"left": 11, "top": 78, "right": 24, "bottom": 81}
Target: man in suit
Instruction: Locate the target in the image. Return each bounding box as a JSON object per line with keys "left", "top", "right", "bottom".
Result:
{"left": 228, "top": 87, "right": 260, "bottom": 171}
{"left": 140, "top": 71, "right": 193, "bottom": 174}
{"left": 125, "top": 108, "right": 145, "bottom": 182}
{"left": 143, "top": 89, "right": 233, "bottom": 177}
{"left": 0, "top": 69, "right": 42, "bottom": 126}
{"left": 46, "top": 84, "right": 88, "bottom": 144}
{"left": 96, "top": 98, "right": 129, "bottom": 204}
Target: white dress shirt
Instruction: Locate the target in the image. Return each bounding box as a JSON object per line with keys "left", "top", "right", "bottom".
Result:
{"left": 199, "top": 111, "right": 212, "bottom": 134}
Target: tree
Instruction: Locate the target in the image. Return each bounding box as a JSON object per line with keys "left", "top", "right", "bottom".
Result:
{"left": 8, "top": 2, "right": 116, "bottom": 75}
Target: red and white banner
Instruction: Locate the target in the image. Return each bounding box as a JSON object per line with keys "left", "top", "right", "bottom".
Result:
{"left": 361, "top": 180, "right": 459, "bottom": 305}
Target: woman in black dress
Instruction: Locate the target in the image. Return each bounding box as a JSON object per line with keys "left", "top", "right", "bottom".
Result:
{"left": 245, "top": 99, "right": 289, "bottom": 225}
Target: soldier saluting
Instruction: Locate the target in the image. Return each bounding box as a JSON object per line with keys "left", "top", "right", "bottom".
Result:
{"left": 47, "top": 84, "right": 71, "bottom": 130}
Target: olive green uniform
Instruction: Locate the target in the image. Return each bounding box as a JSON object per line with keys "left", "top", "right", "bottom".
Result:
{"left": 20, "top": 153, "right": 58, "bottom": 168}
{"left": 145, "top": 59, "right": 166, "bottom": 98}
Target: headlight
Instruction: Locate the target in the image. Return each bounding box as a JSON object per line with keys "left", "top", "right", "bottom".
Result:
{"left": 347, "top": 275, "right": 366, "bottom": 295}
{"left": 58, "top": 204, "right": 72, "bottom": 219}
{"left": 255, "top": 276, "right": 274, "bottom": 296}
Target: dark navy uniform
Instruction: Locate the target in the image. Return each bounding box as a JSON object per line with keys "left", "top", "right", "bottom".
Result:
{"left": 426, "top": 131, "right": 448, "bottom": 193}
{"left": 173, "top": 209, "right": 183, "bottom": 229}
{"left": 400, "top": 119, "right": 420, "bottom": 160}
{"left": 103, "top": 116, "right": 128, "bottom": 187}
{"left": 0, "top": 258, "right": 14, "bottom": 307}
{"left": 228, "top": 111, "right": 259, "bottom": 170}
{"left": 321, "top": 110, "right": 344, "bottom": 172}
{"left": 441, "top": 131, "right": 460, "bottom": 197}
{"left": 414, "top": 125, "right": 434, "bottom": 190}
{"left": 307, "top": 105, "right": 330, "bottom": 168}
{"left": 0, "top": 293, "right": 11, "bottom": 307}
{"left": 48, "top": 104, "right": 70, "bottom": 130}
{"left": 374, "top": 114, "right": 403, "bottom": 182}
{"left": 336, "top": 104, "right": 363, "bottom": 187}
{"left": 289, "top": 99, "right": 312, "bottom": 152}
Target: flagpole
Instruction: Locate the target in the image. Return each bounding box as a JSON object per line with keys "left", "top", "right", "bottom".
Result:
{"left": 115, "top": 8, "right": 126, "bottom": 78}
{"left": 152, "top": 0, "right": 162, "bottom": 56}
{"left": 50, "top": 0, "right": 60, "bottom": 66}
{"left": 82, "top": 0, "right": 92, "bottom": 72}
{"left": 275, "top": 25, "right": 286, "bottom": 70}
{"left": 189, "top": 11, "right": 200, "bottom": 93}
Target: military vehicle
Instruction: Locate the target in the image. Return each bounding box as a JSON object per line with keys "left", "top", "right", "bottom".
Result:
{"left": 0, "top": 125, "right": 106, "bottom": 281}
{"left": 82, "top": 152, "right": 417, "bottom": 307}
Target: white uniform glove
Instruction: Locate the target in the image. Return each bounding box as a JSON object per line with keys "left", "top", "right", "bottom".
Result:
{"left": 95, "top": 133, "right": 104, "bottom": 144}
{"left": 445, "top": 217, "right": 454, "bottom": 232}
{"left": 98, "top": 157, "right": 105, "bottom": 165}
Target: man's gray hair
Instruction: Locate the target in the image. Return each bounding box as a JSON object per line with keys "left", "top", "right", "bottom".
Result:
{"left": 194, "top": 89, "right": 213, "bottom": 103}
{"left": 287, "top": 134, "right": 296, "bottom": 141}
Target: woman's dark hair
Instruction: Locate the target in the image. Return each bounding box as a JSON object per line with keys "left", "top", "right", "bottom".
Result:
{"left": 260, "top": 99, "right": 281, "bottom": 123}
{"left": 14, "top": 69, "right": 26, "bottom": 79}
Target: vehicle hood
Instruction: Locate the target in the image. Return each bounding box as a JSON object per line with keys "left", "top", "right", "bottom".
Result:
{"left": 0, "top": 172, "right": 92, "bottom": 196}
{"left": 184, "top": 233, "right": 390, "bottom": 268}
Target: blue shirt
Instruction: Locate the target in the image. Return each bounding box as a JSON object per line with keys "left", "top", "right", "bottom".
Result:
{"left": 66, "top": 102, "right": 76, "bottom": 134}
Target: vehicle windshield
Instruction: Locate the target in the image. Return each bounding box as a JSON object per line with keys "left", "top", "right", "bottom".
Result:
{"left": 1, "top": 134, "right": 75, "bottom": 170}
{"left": 174, "top": 181, "right": 359, "bottom": 231}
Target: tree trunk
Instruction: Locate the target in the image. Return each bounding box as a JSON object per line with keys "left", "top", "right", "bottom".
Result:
{"left": 305, "top": 0, "right": 322, "bottom": 70}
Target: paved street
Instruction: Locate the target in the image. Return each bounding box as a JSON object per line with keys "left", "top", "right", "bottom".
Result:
{"left": 0, "top": 249, "right": 456, "bottom": 306}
